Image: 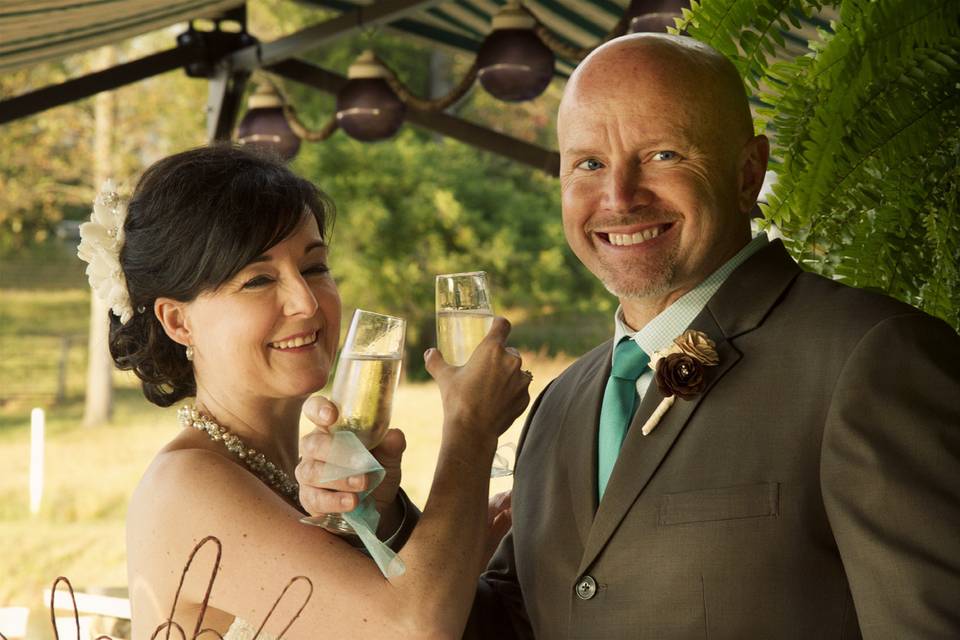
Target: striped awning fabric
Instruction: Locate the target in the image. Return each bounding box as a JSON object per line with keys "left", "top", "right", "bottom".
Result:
{"left": 0, "top": 0, "right": 835, "bottom": 79}
{"left": 306, "top": 0, "right": 835, "bottom": 79}
{"left": 0, "top": 0, "right": 243, "bottom": 72}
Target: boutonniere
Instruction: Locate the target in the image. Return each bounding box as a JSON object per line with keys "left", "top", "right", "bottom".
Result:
{"left": 640, "top": 330, "right": 719, "bottom": 436}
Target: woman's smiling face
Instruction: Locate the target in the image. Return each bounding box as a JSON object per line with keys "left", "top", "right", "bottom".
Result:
{"left": 184, "top": 214, "right": 341, "bottom": 402}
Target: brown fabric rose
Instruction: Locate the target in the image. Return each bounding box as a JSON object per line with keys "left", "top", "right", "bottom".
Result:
{"left": 673, "top": 330, "right": 719, "bottom": 366}
{"left": 655, "top": 352, "right": 706, "bottom": 400}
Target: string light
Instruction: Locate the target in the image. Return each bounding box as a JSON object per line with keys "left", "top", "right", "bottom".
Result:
{"left": 235, "top": 2, "right": 681, "bottom": 158}
{"left": 476, "top": 2, "right": 554, "bottom": 102}
{"left": 236, "top": 82, "right": 301, "bottom": 161}
{"left": 335, "top": 50, "right": 406, "bottom": 142}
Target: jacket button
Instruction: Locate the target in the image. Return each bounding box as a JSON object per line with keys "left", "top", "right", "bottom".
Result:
{"left": 575, "top": 575, "right": 597, "bottom": 600}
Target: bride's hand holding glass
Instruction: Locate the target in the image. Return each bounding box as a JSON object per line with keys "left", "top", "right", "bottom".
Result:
{"left": 297, "top": 316, "right": 531, "bottom": 522}
{"left": 297, "top": 395, "right": 406, "bottom": 534}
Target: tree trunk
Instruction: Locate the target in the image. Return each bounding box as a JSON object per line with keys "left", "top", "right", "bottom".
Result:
{"left": 428, "top": 49, "right": 454, "bottom": 144}
{"left": 83, "top": 45, "right": 117, "bottom": 427}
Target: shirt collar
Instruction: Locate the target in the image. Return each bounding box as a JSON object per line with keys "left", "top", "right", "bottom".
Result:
{"left": 613, "top": 234, "right": 769, "bottom": 361}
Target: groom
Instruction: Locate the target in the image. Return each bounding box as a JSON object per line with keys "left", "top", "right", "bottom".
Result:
{"left": 302, "top": 34, "right": 960, "bottom": 638}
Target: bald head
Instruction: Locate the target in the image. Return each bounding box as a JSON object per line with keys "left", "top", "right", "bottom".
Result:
{"left": 559, "top": 34, "right": 754, "bottom": 146}
{"left": 556, "top": 33, "right": 770, "bottom": 315}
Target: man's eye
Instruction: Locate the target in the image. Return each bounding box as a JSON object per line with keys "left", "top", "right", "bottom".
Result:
{"left": 653, "top": 150, "right": 679, "bottom": 161}
{"left": 241, "top": 275, "right": 273, "bottom": 289}
{"left": 576, "top": 158, "right": 604, "bottom": 171}
{"left": 303, "top": 264, "right": 330, "bottom": 276}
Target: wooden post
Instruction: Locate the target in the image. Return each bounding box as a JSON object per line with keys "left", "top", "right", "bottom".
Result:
{"left": 30, "top": 408, "right": 44, "bottom": 515}
{"left": 83, "top": 45, "right": 117, "bottom": 427}
{"left": 56, "top": 334, "right": 70, "bottom": 403}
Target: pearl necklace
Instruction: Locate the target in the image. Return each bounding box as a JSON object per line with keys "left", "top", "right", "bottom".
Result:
{"left": 177, "top": 405, "right": 300, "bottom": 503}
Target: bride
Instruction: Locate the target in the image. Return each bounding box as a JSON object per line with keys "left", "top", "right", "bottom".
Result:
{"left": 79, "top": 145, "right": 531, "bottom": 639}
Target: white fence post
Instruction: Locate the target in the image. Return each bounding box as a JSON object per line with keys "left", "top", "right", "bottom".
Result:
{"left": 30, "top": 408, "right": 44, "bottom": 515}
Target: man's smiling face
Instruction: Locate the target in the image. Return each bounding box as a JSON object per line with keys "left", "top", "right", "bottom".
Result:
{"left": 558, "top": 36, "right": 766, "bottom": 305}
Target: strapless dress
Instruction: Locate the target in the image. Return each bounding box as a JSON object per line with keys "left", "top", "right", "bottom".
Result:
{"left": 223, "top": 617, "right": 278, "bottom": 640}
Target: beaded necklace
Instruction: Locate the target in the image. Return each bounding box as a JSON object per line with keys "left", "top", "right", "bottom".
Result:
{"left": 177, "top": 405, "right": 300, "bottom": 503}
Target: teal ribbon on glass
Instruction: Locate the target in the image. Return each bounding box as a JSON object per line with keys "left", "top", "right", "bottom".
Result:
{"left": 314, "top": 431, "right": 406, "bottom": 578}
{"left": 597, "top": 339, "right": 649, "bottom": 500}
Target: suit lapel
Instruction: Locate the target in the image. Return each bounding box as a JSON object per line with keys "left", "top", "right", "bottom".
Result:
{"left": 559, "top": 342, "right": 611, "bottom": 546}
{"left": 574, "top": 240, "right": 802, "bottom": 571}
{"left": 579, "top": 311, "right": 741, "bottom": 571}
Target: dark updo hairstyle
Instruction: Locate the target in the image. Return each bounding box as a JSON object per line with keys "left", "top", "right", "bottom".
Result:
{"left": 108, "top": 144, "right": 334, "bottom": 407}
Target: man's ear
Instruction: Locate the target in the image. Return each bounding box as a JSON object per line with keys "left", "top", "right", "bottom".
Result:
{"left": 737, "top": 134, "right": 770, "bottom": 214}
{"left": 155, "top": 297, "right": 192, "bottom": 347}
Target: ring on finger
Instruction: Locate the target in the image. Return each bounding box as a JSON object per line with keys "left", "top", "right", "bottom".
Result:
{"left": 521, "top": 369, "right": 533, "bottom": 381}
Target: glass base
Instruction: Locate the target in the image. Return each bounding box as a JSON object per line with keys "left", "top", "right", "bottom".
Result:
{"left": 300, "top": 513, "right": 359, "bottom": 537}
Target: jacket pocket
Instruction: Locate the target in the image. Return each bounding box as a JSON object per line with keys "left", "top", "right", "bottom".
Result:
{"left": 658, "top": 482, "right": 780, "bottom": 526}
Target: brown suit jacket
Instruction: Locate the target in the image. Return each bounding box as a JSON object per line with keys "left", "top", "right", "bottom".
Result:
{"left": 467, "top": 240, "right": 960, "bottom": 639}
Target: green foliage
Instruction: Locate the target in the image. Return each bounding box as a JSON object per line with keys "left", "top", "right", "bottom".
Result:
{"left": 680, "top": 0, "right": 825, "bottom": 89}
{"left": 0, "top": 60, "right": 92, "bottom": 252}
{"left": 281, "top": 29, "right": 609, "bottom": 373}
{"left": 679, "top": 0, "right": 960, "bottom": 328}
{"left": 294, "top": 128, "right": 607, "bottom": 374}
{"left": 0, "top": 37, "right": 208, "bottom": 255}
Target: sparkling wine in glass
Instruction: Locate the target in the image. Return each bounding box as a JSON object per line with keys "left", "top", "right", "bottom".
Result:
{"left": 302, "top": 309, "right": 405, "bottom": 535}
{"left": 436, "top": 271, "right": 494, "bottom": 367}
{"left": 435, "top": 271, "right": 514, "bottom": 477}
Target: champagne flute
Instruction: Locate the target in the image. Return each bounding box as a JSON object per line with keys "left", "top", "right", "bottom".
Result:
{"left": 435, "top": 271, "right": 515, "bottom": 477}
{"left": 302, "top": 309, "right": 406, "bottom": 535}
{"left": 436, "top": 271, "right": 495, "bottom": 367}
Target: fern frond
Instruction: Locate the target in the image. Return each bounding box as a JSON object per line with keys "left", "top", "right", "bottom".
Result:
{"left": 675, "top": 0, "right": 824, "bottom": 88}
{"left": 686, "top": 0, "right": 960, "bottom": 328}
{"left": 773, "top": 39, "right": 959, "bottom": 234}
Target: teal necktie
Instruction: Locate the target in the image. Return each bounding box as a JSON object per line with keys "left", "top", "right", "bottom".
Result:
{"left": 598, "top": 339, "right": 649, "bottom": 500}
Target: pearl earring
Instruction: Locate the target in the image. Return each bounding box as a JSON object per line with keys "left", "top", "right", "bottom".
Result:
{"left": 186, "top": 345, "right": 195, "bottom": 362}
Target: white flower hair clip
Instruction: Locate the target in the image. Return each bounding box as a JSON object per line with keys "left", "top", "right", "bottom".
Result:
{"left": 77, "top": 180, "right": 135, "bottom": 324}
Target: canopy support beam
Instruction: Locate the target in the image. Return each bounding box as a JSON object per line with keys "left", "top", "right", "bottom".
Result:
{"left": 207, "top": 66, "right": 251, "bottom": 141}
{"left": 0, "top": 45, "right": 202, "bottom": 125}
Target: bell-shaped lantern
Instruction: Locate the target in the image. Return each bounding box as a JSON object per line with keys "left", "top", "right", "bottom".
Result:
{"left": 236, "top": 82, "right": 301, "bottom": 161}
{"left": 335, "top": 50, "right": 406, "bottom": 142}
{"left": 476, "top": 2, "right": 554, "bottom": 102}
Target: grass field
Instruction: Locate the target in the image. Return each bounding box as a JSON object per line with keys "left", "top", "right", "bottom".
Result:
{"left": 0, "top": 287, "right": 586, "bottom": 639}
{"left": 0, "top": 289, "right": 90, "bottom": 401}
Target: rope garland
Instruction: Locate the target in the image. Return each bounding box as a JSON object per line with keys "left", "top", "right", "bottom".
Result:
{"left": 249, "top": 0, "right": 672, "bottom": 141}
{"left": 382, "top": 56, "right": 479, "bottom": 112}
{"left": 283, "top": 104, "right": 338, "bottom": 142}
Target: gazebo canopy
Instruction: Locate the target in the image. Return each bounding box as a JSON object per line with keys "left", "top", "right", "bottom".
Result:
{"left": 0, "top": 0, "right": 245, "bottom": 73}
{"left": 0, "top": 1, "right": 834, "bottom": 174}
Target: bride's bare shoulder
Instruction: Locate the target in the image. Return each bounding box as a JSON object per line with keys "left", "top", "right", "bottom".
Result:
{"left": 129, "top": 442, "right": 249, "bottom": 527}
{"left": 126, "top": 446, "right": 253, "bottom": 639}
{"left": 126, "top": 442, "right": 292, "bottom": 598}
